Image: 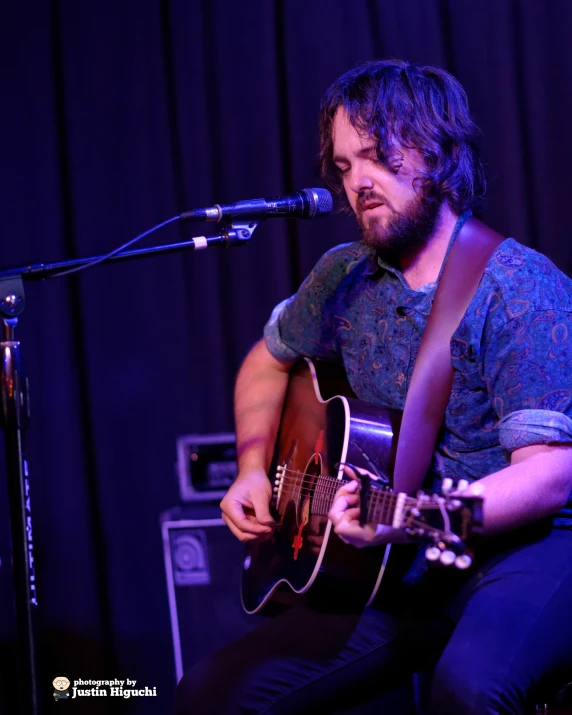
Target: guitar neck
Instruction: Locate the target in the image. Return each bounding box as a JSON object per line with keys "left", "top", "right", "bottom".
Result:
{"left": 312, "top": 475, "right": 400, "bottom": 526}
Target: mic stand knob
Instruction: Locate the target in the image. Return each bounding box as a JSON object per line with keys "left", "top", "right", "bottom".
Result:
{"left": 222, "top": 222, "right": 259, "bottom": 247}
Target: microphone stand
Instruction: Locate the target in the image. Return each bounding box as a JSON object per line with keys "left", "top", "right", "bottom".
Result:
{"left": 0, "top": 220, "right": 257, "bottom": 714}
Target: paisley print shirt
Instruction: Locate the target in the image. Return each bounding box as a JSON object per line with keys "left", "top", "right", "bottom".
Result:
{"left": 264, "top": 214, "right": 572, "bottom": 525}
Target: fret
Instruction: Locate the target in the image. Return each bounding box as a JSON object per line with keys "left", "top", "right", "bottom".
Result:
{"left": 368, "top": 490, "right": 379, "bottom": 524}
{"left": 367, "top": 489, "right": 394, "bottom": 526}
{"left": 307, "top": 473, "right": 400, "bottom": 524}
{"left": 310, "top": 475, "right": 338, "bottom": 517}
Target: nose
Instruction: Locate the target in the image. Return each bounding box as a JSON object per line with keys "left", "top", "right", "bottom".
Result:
{"left": 346, "top": 161, "right": 375, "bottom": 195}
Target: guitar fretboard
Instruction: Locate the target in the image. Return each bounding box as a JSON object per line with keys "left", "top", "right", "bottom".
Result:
{"left": 311, "top": 475, "right": 399, "bottom": 526}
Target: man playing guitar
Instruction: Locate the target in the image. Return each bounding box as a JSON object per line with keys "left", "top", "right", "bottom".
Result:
{"left": 177, "top": 60, "right": 572, "bottom": 715}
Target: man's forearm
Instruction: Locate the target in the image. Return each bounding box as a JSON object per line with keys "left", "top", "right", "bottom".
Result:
{"left": 463, "top": 444, "right": 572, "bottom": 534}
{"left": 234, "top": 339, "right": 293, "bottom": 473}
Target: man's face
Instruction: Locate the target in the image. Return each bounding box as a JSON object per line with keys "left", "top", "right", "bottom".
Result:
{"left": 53, "top": 677, "right": 70, "bottom": 691}
{"left": 331, "top": 108, "right": 441, "bottom": 260}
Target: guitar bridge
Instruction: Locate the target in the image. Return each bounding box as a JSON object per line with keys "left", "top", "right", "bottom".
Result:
{"left": 273, "top": 463, "right": 286, "bottom": 509}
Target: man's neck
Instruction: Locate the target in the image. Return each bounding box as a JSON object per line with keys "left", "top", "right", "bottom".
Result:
{"left": 400, "top": 204, "right": 460, "bottom": 290}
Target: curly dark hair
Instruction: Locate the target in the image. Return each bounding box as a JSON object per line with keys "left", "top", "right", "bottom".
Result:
{"left": 319, "top": 59, "right": 485, "bottom": 213}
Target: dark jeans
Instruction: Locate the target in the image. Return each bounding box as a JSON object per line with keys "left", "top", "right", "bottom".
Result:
{"left": 176, "top": 524, "right": 572, "bottom": 714}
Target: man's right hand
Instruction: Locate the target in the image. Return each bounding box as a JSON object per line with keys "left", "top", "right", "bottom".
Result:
{"left": 220, "top": 467, "right": 275, "bottom": 542}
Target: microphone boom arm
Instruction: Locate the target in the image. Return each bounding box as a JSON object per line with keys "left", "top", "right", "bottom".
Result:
{"left": 0, "top": 222, "right": 260, "bottom": 282}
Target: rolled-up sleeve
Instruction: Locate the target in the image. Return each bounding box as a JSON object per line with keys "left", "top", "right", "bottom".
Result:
{"left": 263, "top": 297, "right": 302, "bottom": 362}
{"left": 499, "top": 409, "right": 572, "bottom": 456}
{"left": 263, "top": 242, "right": 368, "bottom": 363}
{"left": 482, "top": 305, "right": 572, "bottom": 455}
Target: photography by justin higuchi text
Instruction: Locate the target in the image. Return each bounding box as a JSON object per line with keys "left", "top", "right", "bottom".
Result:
{"left": 53, "top": 675, "right": 157, "bottom": 700}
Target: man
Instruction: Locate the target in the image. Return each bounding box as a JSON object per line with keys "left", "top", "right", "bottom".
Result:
{"left": 177, "top": 60, "right": 572, "bottom": 714}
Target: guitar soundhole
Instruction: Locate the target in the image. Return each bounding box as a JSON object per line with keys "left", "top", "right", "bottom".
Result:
{"left": 271, "top": 452, "right": 326, "bottom": 562}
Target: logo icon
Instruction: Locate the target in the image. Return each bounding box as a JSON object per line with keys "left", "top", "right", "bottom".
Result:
{"left": 53, "top": 674, "right": 71, "bottom": 701}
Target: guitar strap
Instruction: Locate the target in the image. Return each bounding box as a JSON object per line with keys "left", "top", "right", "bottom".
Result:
{"left": 392, "top": 216, "right": 504, "bottom": 496}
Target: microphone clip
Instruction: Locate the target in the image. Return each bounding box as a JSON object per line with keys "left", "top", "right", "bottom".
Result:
{"left": 221, "top": 221, "right": 259, "bottom": 248}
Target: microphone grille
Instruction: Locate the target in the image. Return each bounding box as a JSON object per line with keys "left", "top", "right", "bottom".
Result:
{"left": 302, "top": 188, "right": 333, "bottom": 217}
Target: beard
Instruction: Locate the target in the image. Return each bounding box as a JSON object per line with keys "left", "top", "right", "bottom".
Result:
{"left": 356, "top": 190, "right": 442, "bottom": 263}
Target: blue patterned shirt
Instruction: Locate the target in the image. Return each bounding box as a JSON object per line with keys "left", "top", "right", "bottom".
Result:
{"left": 264, "top": 213, "right": 572, "bottom": 526}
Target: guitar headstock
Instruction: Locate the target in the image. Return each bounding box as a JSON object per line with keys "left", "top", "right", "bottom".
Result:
{"left": 344, "top": 468, "right": 484, "bottom": 570}
{"left": 401, "top": 481, "right": 484, "bottom": 569}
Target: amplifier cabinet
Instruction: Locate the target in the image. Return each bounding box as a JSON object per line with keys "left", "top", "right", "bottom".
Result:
{"left": 161, "top": 510, "right": 264, "bottom": 682}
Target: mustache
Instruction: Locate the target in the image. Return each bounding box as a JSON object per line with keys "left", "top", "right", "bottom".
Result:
{"left": 356, "top": 192, "right": 388, "bottom": 214}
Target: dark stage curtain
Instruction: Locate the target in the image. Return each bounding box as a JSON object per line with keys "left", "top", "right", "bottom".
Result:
{"left": 1, "top": 0, "right": 572, "bottom": 712}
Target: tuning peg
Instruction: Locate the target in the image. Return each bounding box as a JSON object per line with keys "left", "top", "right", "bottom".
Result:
{"left": 456, "top": 479, "right": 469, "bottom": 493}
{"left": 425, "top": 546, "right": 441, "bottom": 562}
{"left": 454, "top": 554, "right": 472, "bottom": 570}
{"left": 441, "top": 478, "right": 453, "bottom": 495}
{"left": 439, "top": 550, "right": 457, "bottom": 567}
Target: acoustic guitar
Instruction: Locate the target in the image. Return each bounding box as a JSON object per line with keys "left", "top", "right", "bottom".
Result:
{"left": 241, "top": 359, "right": 483, "bottom": 614}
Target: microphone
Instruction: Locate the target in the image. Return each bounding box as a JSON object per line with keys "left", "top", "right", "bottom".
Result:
{"left": 180, "top": 188, "right": 333, "bottom": 222}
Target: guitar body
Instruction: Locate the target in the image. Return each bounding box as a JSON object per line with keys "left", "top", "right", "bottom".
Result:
{"left": 241, "top": 359, "right": 403, "bottom": 614}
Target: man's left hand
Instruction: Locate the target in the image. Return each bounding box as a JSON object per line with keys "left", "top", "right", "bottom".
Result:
{"left": 328, "top": 477, "right": 396, "bottom": 548}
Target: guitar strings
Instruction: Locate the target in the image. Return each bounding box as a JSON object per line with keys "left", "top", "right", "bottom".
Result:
{"left": 273, "top": 470, "right": 397, "bottom": 501}
{"left": 272, "top": 469, "right": 403, "bottom": 524}
{"left": 273, "top": 467, "right": 361, "bottom": 490}
{"left": 273, "top": 477, "right": 396, "bottom": 503}
{"left": 273, "top": 468, "right": 455, "bottom": 508}
{"left": 275, "top": 465, "right": 391, "bottom": 487}
{"left": 268, "top": 481, "right": 458, "bottom": 537}
{"left": 273, "top": 478, "right": 453, "bottom": 510}
{"left": 274, "top": 469, "right": 395, "bottom": 498}
{"left": 271, "top": 471, "right": 459, "bottom": 531}
{"left": 273, "top": 473, "right": 454, "bottom": 512}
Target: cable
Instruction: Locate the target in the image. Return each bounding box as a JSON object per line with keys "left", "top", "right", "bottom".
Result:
{"left": 50, "top": 215, "right": 180, "bottom": 278}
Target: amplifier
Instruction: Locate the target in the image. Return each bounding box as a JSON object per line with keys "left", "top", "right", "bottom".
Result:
{"left": 176, "top": 433, "right": 237, "bottom": 502}
{"left": 161, "top": 507, "right": 264, "bottom": 682}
